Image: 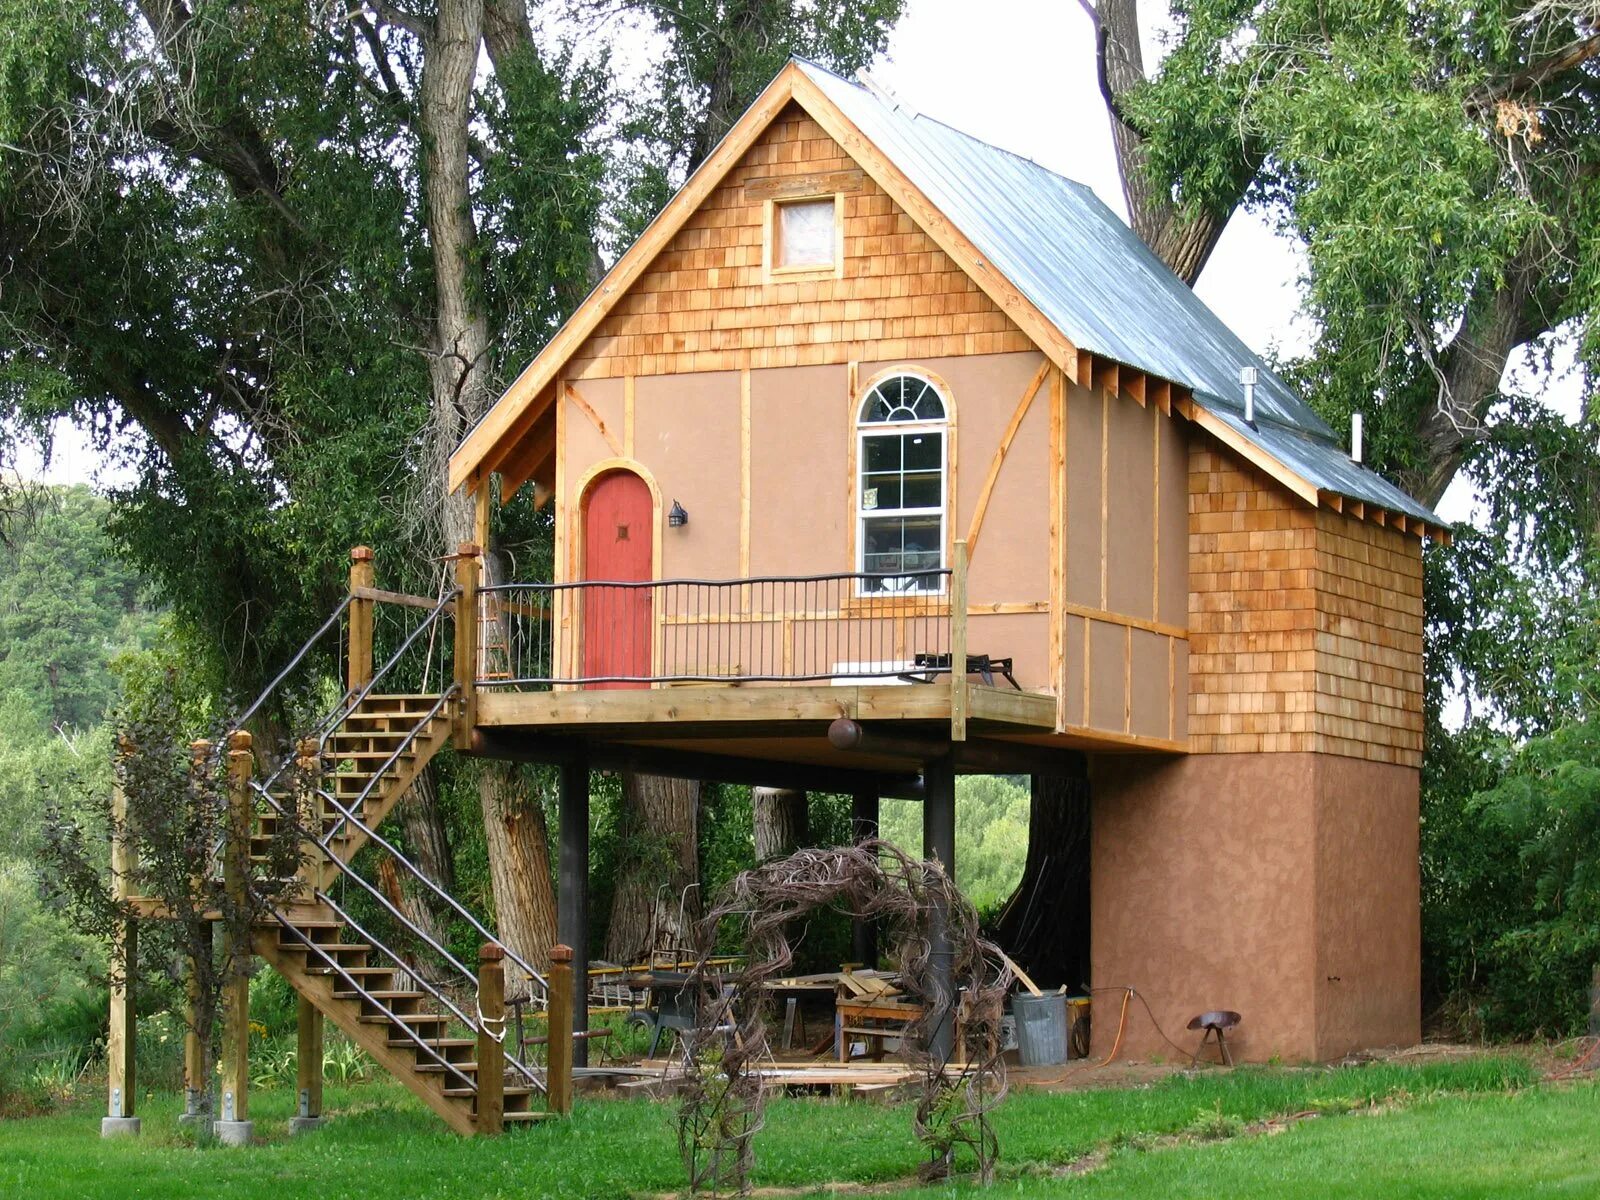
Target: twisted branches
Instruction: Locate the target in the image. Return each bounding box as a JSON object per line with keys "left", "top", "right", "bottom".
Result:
{"left": 678, "top": 840, "right": 1012, "bottom": 1195}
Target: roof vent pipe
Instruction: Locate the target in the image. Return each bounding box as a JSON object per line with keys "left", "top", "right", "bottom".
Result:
{"left": 1239, "top": 366, "right": 1258, "bottom": 427}
{"left": 1351, "top": 412, "right": 1364, "bottom": 464}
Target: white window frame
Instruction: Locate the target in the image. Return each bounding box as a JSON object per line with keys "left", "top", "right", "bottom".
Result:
{"left": 854, "top": 373, "right": 949, "bottom": 597}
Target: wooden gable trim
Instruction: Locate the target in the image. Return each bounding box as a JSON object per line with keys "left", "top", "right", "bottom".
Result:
{"left": 449, "top": 65, "right": 809, "bottom": 492}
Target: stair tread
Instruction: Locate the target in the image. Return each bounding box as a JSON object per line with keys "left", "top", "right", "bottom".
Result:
{"left": 390, "top": 1036, "right": 475, "bottom": 1049}
{"left": 334, "top": 989, "right": 426, "bottom": 1000}
{"left": 359, "top": 1012, "right": 452, "bottom": 1025}
{"left": 442, "top": 1086, "right": 536, "bottom": 1098}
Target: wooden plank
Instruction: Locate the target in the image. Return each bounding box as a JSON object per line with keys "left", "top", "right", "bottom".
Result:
{"left": 744, "top": 167, "right": 865, "bottom": 200}
{"left": 997, "top": 948, "right": 1042, "bottom": 997}
{"left": 950, "top": 540, "right": 968, "bottom": 742}
{"left": 565, "top": 383, "right": 621, "bottom": 456}
{"left": 623, "top": 375, "right": 635, "bottom": 459}
{"left": 1050, "top": 367, "right": 1067, "bottom": 733}
{"left": 497, "top": 420, "right": 557, "bottom": 500}
{"left": 964, "top": 358, "right": 1049, "bottom": 554}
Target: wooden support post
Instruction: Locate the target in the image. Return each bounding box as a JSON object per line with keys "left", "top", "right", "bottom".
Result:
{"left": 851, "top": 790, "right": 880, "bottom": 968}
{"left": 103, "top": 734, "right": 139, "bottom": 1137}
{"left": 348, "top": 546, "right": 375, "bottom": 691}
{"left": 950, "top": 540, "right": 968, "bottom": 742}
{"left": 476, "top": 943, "right": 505, "bottom": 1136}
{"left": 291, "top": 996, "right": 325, "bottom": 1134}
{"left": 454, "top": 543, "right": 481, "bottom": 744}
{"left": 217, "top": 730, "right": 254, "bottom": 1144}
{"left": 923, "top": 758, "right": 956, "bottom": 1065}
{"left": 181, "top": 739, "right": 211, "bottom": 1124}
{"left": 557, "top": 758, "right": 590, "bottom": 1067}
{"left": 547, "top": 944, "right": 575, "bottom": 1116}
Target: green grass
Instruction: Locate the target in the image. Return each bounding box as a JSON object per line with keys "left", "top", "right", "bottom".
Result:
{"left": 0, "top": 1058, "right": 1557, "bottom": 1199}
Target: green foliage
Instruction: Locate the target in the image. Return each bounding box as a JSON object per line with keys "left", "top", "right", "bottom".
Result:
{"left": 881, "top": 775, "right": 1028, "bottom": 914}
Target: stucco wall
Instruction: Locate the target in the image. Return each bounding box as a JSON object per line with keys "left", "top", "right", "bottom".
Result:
{"left": 1089, "top": 751, "right": 1420, "bottom": 1062}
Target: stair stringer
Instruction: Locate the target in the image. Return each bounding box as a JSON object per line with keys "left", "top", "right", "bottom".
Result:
{"left": 252, "top": 919, "right": 479, "bottom": 1136}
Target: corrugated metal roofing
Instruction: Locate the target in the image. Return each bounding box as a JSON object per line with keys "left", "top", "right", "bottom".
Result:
{"left": 797, "top": 60, "right": 1443, "bottom": 526}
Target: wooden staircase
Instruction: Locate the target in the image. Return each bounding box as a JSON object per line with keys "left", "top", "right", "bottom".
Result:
{"left": 244, "top": 692, "right": 548, "bottom": 1134}
{"left": 253, "top": 901, "right": 543, "bottom": 1135}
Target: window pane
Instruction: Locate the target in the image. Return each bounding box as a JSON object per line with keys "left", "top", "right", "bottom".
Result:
{"left": 904, "top": 432, "right": 941, "bottom": 470}
{"left": 777, "top": 199, "right": 834, "bottom": 268}
{"left": 862, "top": 515, "right": 943, "bottom": 590}
{"left": 863, "top": 435, "right": 901, "bottom": 473}
{"left": 862, "top": 473, "right": 902, "bottom": 510}
{"left": 902, "top": 471, "right": 940, "bottom": 509}
{"left": 913, "top": 389, "right": 945, "bottom": 420}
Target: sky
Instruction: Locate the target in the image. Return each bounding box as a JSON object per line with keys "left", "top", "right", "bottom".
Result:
{"left": 14, "top": 0, "right": 1579, "bottom": 527}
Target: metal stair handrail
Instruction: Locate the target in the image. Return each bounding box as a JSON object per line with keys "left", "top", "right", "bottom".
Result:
{"left": 269, "top": 912, "right": 479, "bottom": 1093}
{"left": 234, "top": 594, "right": 356, "bottom": 732}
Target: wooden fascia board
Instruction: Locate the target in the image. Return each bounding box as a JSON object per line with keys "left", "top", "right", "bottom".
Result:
{"left": 447, "top": 65, "right": 807, "bottom": 493}
{"left": 1186, "top": 403, "right": 1320, "bottom": 506}
{"left": 787, "top": 69, "right": 1082, "bottom": 379}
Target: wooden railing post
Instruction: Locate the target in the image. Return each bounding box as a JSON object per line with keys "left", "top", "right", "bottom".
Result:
{"left": 950, "top": 539, "right": 969, "bottom": 742}
{"left": 348, "top": 546, "right": 375, "bottom": 691}
{"left": 291, "top": 995, "right": 325, "bottom": 1135}
{"left": 547, "top": 944, "right": 575, "bottom": 1116}
{"left": 103, "top": 733, "right": 140, "bottom": 1137}
{"left": 476, "top": 942, "right": 505, "bottom": 1136}
{"left": 217, "top": 730, "right": 254, "bottom": 1145}
{"left": 454, "top": 543, "right": 480, "bottom": 743}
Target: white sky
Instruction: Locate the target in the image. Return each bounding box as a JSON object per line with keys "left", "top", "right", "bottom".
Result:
{"left": 16, "top": 0, "right": 1579, "bottom": 529}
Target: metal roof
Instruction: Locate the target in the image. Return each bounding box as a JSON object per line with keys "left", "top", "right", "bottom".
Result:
{"left": 797, "top": 60, "right": 1443, "bottom": 526}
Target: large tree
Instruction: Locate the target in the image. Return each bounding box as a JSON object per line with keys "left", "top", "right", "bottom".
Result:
{"left": 1, "top": 0, "right": 904, "bottom": 968}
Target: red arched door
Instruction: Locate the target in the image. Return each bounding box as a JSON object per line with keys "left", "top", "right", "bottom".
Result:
{"left": 581, "top": 470, "right": 653, "bottom": 688}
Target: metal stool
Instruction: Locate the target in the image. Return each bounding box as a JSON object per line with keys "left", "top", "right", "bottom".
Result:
{"left": 1186, "top": 1010, "right": 1240, "bottom": 1066}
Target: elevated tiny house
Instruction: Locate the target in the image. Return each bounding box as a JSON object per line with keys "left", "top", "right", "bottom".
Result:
{"left": 445, "top": 59, "right": 1447, "bottom": 1064}
{"left": 103, "top": 59, "right": 1447, "bottom": 1141}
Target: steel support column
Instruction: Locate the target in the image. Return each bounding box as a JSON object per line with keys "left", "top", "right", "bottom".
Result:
{"left": 922, "top": 758, "right": 956, "bottom": 1063}
{"left": 558, "top": 757, "right": 590, "bottom": 1067}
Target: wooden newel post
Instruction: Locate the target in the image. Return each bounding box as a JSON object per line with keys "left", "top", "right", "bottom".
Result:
{"left": 476, "top": 943, "right": 505, "bottom": 1136}
{"left": 547, "top": 945, "right": 575, "bottom": 1116}
{"left": 293, "top": 737, "right": 323, "bottom": 893}
{"left": 454, "top": 543, "right": 480, "bottom": 744}
{"left": 348, "top": 546, "right": 375, "bottom": 691}
{"left": 218, "top": 730, "right": 255, "bottom": 1143}
{"left": 950, "top": 538, "right": 969, "bottom": 742}
{"left": 103, "top": 734, "right": 139, "bottom": 1136}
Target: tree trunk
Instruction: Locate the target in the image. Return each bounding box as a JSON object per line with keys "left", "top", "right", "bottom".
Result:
{"left": 993, "top": 763, "right": 1091, "bottom": 990}
{"left": 397, "top": 762, "right": 456, "bottom": 894}
{"left": 753, "top": 788, "right": 807, "bottom": 861}
{"left": 1092, "top": 0, "right": 1238, "bottom": 285}
{"left": 479, "top": 761, "right": 558, "bottom": 989}
{"left": 604, "top": 773, "right": 701, "bottom": 964}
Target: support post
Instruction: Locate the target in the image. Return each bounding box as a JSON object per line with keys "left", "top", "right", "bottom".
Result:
{"left": 923, "top": 757, "right": 956, "bottom": 1064}
{"left": 950, "top": 539, "right": 968, "bottom": 742}
{"left": 103, "top": 734, "right": 139, "bottom": 1138}
{"left": 290, "top": 996, "right": 325, "bottom": 1134}
{"left": 180, "top": 739, "right": 211, "bottom": 1126}
{"left": 293, "top": 737, "right": 323, "bottom": 894}
{"left": 453, "top": 543, "right": 481, "bottom": 744}
{"left": 216, "top": 730, "right": 254, "bottom": 1146}
{"left": 476, "top": 943, "right": 505, "bottom": 1136}
{"left": 851, "top": 790, "right": 880, "bottom": 968}
{"left": 547, "top": 944, "right": 575, "bottom": 1116}
{"left": 557, "top": 758, "right": 590, "bottom": 1067}
{"left": 348, "top": 546, "right": 375, "bottom": 691}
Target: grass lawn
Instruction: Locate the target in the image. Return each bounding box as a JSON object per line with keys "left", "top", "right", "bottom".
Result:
{"left": 0, "top": 1056, "right": 1578, "bottom": 1199}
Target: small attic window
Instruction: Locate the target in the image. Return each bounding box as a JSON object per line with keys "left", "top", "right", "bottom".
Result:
{"left": 771, "top": 196, "right": 838, "bottom": 272}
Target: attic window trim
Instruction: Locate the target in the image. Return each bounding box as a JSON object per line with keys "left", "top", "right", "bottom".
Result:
{"left": 763, "top": 193, "right": 845, "bottom": 281}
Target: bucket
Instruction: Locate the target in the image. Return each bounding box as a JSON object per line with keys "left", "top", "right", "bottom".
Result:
{"left": 1011, "top": 991, "right": 1069, "bottom": 1067}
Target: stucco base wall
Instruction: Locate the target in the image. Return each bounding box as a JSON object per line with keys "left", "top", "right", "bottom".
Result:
{"left": 1087, "top": 752, "right": 1420, "bottom": 1063}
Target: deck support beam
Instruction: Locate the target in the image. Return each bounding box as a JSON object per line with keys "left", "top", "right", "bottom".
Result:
{"left": 103, "top": 734, "right": 139, "bottom": 1138}
{"left": 851, "top": 790, "right": 880, "bottom": 968}
{"left": 922, "top": 757, "right": 956, "bottom": 1064}
{"left": 216, "top": 730, "right": 254, "bottom": 1146}
{"left": 558, "top": 757, "right": 590, "bottom": 1067}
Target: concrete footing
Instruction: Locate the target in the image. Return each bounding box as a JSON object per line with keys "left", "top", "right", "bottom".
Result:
{"left": 212, "top": 1120, "right": 254, "bottom": 1146}
{"left": 288, "top": 1116, "right": 326, "bottom": 1136}
{"left": 100, "top": 1116, "right": 141, "bottom": 1138}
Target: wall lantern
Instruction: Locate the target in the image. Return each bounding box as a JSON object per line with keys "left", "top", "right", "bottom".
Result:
{"left": 668, "top": 499, "right": 689, "bottom": 528}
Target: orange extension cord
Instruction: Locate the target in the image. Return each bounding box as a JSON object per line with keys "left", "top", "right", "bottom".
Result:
{"left": 1089, "top": 986, "right": 1194, "bottom": 1065}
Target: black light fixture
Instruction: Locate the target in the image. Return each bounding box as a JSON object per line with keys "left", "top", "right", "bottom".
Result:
{"left": 668, "top": 499, "right": 689, "bottom": 528}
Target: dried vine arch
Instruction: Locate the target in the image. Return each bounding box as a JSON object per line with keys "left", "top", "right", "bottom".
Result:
{"left": 677, "top": 841, "right": 1013, "bottom": 1195}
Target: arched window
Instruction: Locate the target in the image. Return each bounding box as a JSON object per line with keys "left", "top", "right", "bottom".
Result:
{"left": 856, "top": 374, "right": 948, "bottom": 594}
